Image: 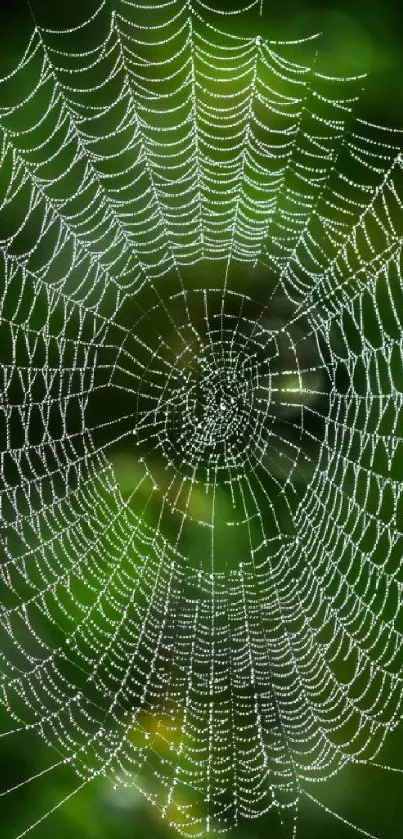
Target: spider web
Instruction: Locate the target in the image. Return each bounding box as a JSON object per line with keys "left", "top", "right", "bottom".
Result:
{"left": 1, "top": 1, "right": 403, "bottom": 837}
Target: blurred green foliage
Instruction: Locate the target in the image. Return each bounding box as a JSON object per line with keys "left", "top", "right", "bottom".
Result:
{"left": 1, "top": 1, "right": 403, "bottom": 838}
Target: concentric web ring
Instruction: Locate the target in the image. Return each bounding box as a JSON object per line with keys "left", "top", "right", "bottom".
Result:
{"left": 88, "top": 284, "right": 329, "bottom": 529}
{"left": 1, "top": 1, "right": 403, "bottom": 838}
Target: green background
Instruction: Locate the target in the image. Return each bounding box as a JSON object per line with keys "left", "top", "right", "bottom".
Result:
{"left": 1, "top": 1, "right": 403, "bottom": 838}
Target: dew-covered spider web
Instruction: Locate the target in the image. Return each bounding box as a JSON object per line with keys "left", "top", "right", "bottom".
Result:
{"left": 1, "top": 0, "right": 403, "bottom": 837}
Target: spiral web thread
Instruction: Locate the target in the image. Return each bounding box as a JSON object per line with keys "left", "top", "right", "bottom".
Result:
{"left": 1, "top": 1, "right": 403, "bottom": 837}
